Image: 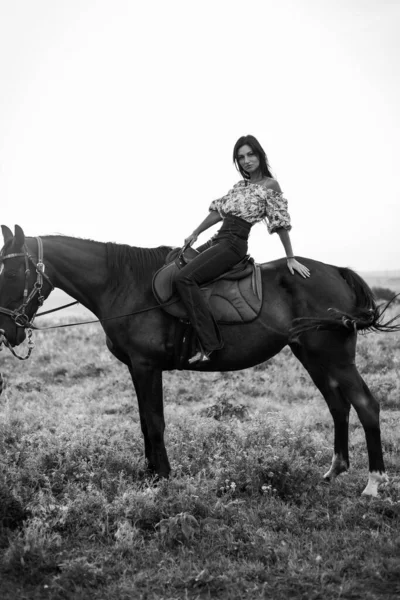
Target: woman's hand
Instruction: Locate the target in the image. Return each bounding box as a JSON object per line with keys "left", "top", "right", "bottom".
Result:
{"left": 184, "top": 233, "right": 198, "bottom": 247}
{"left": 287, "top": 257, "right": 310, "bottom": 278}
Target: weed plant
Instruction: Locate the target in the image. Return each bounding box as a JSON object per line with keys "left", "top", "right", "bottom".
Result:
{"left": 0, "top": 307, "right": 399, "bottom": 599}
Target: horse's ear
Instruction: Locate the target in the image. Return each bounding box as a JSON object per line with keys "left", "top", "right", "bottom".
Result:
{"left": 14, "top": 225, "right": 25, "bottom": 249}
{"left": 1, "top": 225, "right": 13, "bottom": 244}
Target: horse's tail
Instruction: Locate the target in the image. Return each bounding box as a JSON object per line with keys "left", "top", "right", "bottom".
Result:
{"left": 289, "top": 267, "right": 400, "bottom": 340}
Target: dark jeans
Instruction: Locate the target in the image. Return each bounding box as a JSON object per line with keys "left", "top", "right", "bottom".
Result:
{"left": 175, "top": 215, "right": 251, "bottom": 354}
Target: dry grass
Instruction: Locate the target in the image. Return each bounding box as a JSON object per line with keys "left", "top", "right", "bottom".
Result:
{"left": 0, "top": 303, "right": 399, "bottom": 599}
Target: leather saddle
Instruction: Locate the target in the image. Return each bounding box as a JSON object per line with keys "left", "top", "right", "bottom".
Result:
{"left": 152, "top": 247, "right": 263, "bottom": 324}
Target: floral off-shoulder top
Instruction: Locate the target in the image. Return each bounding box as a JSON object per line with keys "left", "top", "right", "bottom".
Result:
{"left": 209, "top": 180, "right": 292, "bottom": 235}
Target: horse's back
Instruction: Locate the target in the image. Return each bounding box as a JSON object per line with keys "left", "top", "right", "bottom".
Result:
{"left": 259, "top": 257, "right": 361, "bottom": 315}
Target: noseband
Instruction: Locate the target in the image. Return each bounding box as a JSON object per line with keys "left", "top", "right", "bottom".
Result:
{"left": 0, "top": 237, "right": 54, "bottom": 329}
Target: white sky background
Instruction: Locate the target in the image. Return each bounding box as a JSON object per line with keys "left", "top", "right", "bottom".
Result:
{"left": 0, "top": 0, "right": 399, "bottom": 271}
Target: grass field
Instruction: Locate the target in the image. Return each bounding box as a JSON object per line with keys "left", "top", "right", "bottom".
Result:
{"left": 0, "top": 277, "right": 399, "bottom": 599}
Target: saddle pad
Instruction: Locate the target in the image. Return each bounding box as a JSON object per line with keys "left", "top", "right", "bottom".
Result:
{"left": 152, "top": 259, "right": 262, "bottom": 324}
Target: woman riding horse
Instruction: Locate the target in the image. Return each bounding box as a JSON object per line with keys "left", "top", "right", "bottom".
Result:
{"left": 177, "top": 134, "right": 310, "bottom": 364}
{"left": 1, "top": 221, "right": 399, "bottom": 494}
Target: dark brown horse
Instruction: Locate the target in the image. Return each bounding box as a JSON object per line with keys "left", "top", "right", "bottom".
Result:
{"left": 0, "top": 225, "right": 398, "bottom": 496}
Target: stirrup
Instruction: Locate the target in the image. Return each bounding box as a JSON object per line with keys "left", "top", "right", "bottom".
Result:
{"left": 188, "top": 350, "right": 211, "bottom": 365}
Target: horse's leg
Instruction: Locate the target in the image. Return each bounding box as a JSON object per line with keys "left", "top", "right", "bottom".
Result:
{"left": 319, "top": 380, "right": 351, "bottom": 482}
{"left": 329, "top": 364, "right": 387, "bottom": 496}
{"left": 128, "top": 361, "right": 171, "bottom": 478}
{"left": 291, "top": 343, "right": 386, "bottom": 496}
{"left": 127, "top": 365, "right": 151, "bottom": 470}
{"left": 291, "top": 345, "right": 351, "bottom": 479}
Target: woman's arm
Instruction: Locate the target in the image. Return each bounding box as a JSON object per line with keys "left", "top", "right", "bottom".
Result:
{"left": 184, "top": 210, "right": 223, "bottom": 245}
{"left": 276, "top": 228, "right": 310, "bottom": 278}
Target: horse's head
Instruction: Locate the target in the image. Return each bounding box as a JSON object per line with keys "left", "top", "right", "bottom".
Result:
{"left": 0, "top": 225, "right": 53, "bottom": 347}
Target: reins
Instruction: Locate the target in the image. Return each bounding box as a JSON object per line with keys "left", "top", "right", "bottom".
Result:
{"left": 30, "top": 298, "right": 180, "bottom": 331}
{"left": 36, "top": 300, "right": 80, "bottom": 316}
{"left": 0, "top": 299, "right": 179, "bottom": 360}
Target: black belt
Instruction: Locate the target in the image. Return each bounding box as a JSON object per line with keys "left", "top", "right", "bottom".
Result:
{"left": 216, "top": 214, "right": 252, "bottom": 240}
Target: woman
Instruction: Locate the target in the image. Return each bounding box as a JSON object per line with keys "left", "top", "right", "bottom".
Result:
{"left": 176, "top": 134, "right": 310, "bottom": 364}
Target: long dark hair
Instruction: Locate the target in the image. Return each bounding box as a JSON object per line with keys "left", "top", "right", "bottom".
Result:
{"left": 233, "top": 134, "right": 273, "bottom": 180}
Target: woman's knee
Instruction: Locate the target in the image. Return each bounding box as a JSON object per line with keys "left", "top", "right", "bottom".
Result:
{"left": 175, "top": 269, "right": 194, "bottom": 287}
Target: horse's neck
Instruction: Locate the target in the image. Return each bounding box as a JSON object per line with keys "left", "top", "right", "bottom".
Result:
{"left": 38, "top": 236, "right": 165, "bottom": 317}
{"left": 40, "top": 237, "right": 111, "bottom": 315}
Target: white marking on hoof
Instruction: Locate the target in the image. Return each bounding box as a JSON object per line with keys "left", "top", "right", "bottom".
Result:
{"left": 361, "top": 471, "right": 389, "bottom": 497}
{"left": 323, "top": 453, "right": 348, "bottom": 481}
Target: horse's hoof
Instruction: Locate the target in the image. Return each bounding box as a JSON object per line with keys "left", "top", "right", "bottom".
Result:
{"left": 137, "top": 468, "right": 150, "bottom": 479}
{"left": 361, "top": 471, "right": 389, "bottom": 497}
{"left": 323, "top": 455, "right": 349, "bottom": 481}
{"left": 323, "top": 469, "right": 339, "bottom": 481}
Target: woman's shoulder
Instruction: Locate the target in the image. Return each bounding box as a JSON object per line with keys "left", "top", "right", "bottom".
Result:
{"left": 261, "top": 178, "right": 282, "bottom": 194}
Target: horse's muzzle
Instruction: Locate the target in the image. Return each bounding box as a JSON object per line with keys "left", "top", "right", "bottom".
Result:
{"left": 0, "top": 327, "right": 25, "bottom": 348}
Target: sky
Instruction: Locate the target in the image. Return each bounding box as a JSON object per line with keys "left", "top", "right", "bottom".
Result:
{"left": 0, "top": 0, "right": 399, "bottom": 271}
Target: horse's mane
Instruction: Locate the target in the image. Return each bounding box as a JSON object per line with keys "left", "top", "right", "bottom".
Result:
{"left": 16, "top": 235, "right": 172, "bottom": 291}
{"left": 105, "top": 242, "right": 171, "bottom": 290}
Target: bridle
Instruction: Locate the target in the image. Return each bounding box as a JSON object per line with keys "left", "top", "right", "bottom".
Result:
{"left": 0, "top": 237, "right": 54, "bottom": 327}
{"left": 0, "top": 237, "right": 54, "bottom": 359}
